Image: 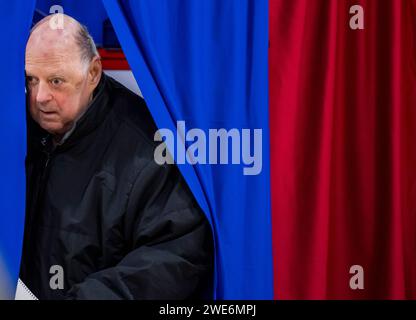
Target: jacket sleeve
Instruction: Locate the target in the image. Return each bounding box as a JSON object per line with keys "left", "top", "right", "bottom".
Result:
{"left": 65, "top": 160, "right": 214, "bottom": 300}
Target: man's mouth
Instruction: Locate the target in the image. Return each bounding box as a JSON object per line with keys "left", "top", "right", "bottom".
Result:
{"left": 39, "top": 109, "right": 58, "bottom": 115}
{"left": 39, "top": 109, "right": 59, "bottom": 120}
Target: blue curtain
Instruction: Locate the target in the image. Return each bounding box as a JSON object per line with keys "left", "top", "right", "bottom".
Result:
{"left": 0, "top": 1, "right": 35, "bottom": 299}
{"left": 103, "top": 0, "right": 273, "bottom": 299}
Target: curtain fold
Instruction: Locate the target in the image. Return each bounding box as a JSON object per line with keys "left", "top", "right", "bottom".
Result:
{"left": 103, "top": 0, "right": 273, "bottom": 299}
{"left": 0, "top": 1, "right": 36, "bottom": 299}
{"left": 270, "top": 0, "right": 416, "bottom": 299}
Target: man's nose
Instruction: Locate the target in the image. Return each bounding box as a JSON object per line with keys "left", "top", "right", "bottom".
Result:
{"left": 35, "top": 82, "right": 53, "bottom": 104}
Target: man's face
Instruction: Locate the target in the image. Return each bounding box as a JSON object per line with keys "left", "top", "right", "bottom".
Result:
{"left": 25, "top": 32, "right": 92, "bottom": 136}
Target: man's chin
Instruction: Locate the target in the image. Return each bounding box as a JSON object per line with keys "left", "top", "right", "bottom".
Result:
{"left": 38, "top": 121, "right": 66, "bottom": 136}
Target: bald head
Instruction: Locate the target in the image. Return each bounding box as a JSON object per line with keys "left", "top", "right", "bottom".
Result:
{"left": 31, "top": 13, "right": 79, "bottom": 34}
{"left": 25, "top": 14, "right": 102, "bottom": 137}
{"left": 29, "top": 14, "right": 98, "bottom": 70}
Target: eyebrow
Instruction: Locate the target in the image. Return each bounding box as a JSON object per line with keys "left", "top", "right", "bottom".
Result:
{"left": 25, "top": 71, "right": 67, "bottom": 79}
{"left": 47, "top": 74, "right": 66, "bottom": 79}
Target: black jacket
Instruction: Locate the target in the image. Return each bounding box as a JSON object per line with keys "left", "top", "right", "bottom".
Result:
{"left": 20, "top": 74, "right": 213, "bottom": 300}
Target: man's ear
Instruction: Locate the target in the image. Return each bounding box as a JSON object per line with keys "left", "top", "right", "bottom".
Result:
{"left": 88, "top": 56, "right": 102, "bottom": 86}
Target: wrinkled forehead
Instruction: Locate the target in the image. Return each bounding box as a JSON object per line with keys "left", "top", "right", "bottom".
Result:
{"left": 28, "top": 19, "right": 83, "bottom": 58}
{"left": 26, "top": 28, "right": 83, "bottom": 75}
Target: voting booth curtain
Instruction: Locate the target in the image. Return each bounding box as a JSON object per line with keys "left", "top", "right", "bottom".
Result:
{"left": 0, "top": 1, "right": 36, "bottom": 299}
{"left": 270, "top": 0, "right": 416, "bottom": 299}
{"left": 102, "top": 0, "right": 273, "bottom": 299}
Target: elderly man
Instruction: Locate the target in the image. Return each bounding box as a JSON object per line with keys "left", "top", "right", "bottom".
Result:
{"left": 20, "top": 14, "right": 213, "bottom": 300}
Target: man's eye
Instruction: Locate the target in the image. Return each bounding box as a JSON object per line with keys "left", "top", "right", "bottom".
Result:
{"left": 26, "top": 76, "right": 37, "bottom": 85}
{"left": 51, "top": 78, "right": 63, "bottom": 86}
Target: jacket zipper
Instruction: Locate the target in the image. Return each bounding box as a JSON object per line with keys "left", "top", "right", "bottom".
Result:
{"left": 28, "top": 139, "right": 55, "bottom": 228}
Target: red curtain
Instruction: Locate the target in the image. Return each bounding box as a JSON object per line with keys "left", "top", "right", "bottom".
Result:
{"left": 270, "top": 0, "right": 416, "bottom": 299}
